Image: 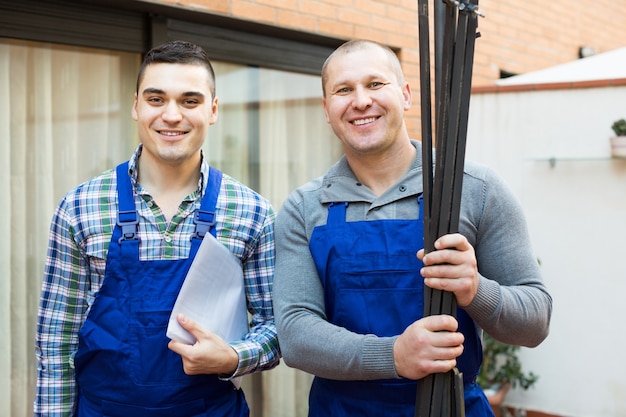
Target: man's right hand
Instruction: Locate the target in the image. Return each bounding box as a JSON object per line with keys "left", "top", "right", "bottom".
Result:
{"left": 392, "top": 314, "right": 464, "bottom": 380}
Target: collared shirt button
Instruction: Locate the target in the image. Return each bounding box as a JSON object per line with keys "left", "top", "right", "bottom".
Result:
{"left": 164, "top": 235, "right": 172, "bottom": 243}
{"left": 399, "top": 185, "right": 407, "bottom": 192}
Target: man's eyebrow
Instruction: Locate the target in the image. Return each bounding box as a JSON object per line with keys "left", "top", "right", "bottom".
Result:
{"left": 328, "top": 75, "right": 387, "bottom": 90}
{"left": 141, "top": 88, "right": 205, "bottom": 98}
{"left": 182, "top": 91, "right": 205, "bottom": 98}
{"left": 141, "top": 87, "right": 165, "bottom": 96}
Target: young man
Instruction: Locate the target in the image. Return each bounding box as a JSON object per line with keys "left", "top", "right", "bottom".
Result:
{"left": 273, "top": 39, "right": 552, "bottom": 416}
{"left": 35, "top": 40, "right": 279, "bottom": 416}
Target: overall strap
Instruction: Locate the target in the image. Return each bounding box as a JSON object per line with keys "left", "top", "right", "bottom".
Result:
{"left": 116, "top": 162, "right": 139, "bottom": 244}
{"left": 114, "top": 162, "right": 224, "bottom": 253}
{"left": 191, "top": 166, "right": 222, "bottom": 241}
{"left": 418, "top": 194, "right": 424, "bottom": 220}
{"left": 326, "top": 202, "right": 348, "bottom": 226}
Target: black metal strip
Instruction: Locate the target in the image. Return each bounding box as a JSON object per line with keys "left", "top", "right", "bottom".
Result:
{"left": 450, "top": 4, "right": 479, "bottom": 232}
{"left": 416, "top": 1, "right": 482, "bottom": 416}
{"left": 437, "top": 6, "right": 469, "bottom": 320}
{"left": 418, "top": 0, "right": 434, "bottom": 257}
{"left": 416, "top": 1, "right": 435, "bottom": 415}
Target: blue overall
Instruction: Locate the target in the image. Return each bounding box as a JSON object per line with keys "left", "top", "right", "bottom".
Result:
{"left": 307, "top": 199, "right": 493, "bottom": 417}
{"left": 74, "top": 162, "right": 249, "bottom": 417}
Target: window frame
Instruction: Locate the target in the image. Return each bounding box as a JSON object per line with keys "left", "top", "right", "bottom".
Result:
{"left": 0, "top": 0, "right": 343, "bottom": 74}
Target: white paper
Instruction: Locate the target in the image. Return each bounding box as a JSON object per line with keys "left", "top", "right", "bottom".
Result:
{"left": 167, "top": 233, "right": 249, "bottom": 388}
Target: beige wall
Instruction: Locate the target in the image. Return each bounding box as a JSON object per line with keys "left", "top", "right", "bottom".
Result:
{"left": 466, "top": 81, "right": 626, "bottom": 416}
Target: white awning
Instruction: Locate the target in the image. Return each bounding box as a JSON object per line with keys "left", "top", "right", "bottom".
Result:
{"left": 496, "top": 46, "right": 626, "bottom": 86}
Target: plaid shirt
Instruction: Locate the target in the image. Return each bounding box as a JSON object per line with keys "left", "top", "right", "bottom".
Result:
{"left": 35, "top": 146, "right": 279, "bottom": 416}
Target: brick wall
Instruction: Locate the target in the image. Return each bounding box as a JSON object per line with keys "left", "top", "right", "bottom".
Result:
{"left": 475, "top": 0, "right": 626, "bottom": 83}
{"left": 150, "top": 0, "right": 626, "bottom": 137}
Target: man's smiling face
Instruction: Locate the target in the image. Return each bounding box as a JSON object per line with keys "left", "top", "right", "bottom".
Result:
{"left": 322, "top": 44, "right": 411, "bottom": 157}
{"left": 132, "top": 62, "right": 218, "bottom": 166}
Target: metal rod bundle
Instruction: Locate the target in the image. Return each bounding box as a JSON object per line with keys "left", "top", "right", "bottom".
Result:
{"left": 415, "top": 1, "right": 482, "bottom": 416}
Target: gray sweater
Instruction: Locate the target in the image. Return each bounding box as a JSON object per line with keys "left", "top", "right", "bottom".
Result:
{"left": 273, "top": 140, "right": 552, "bottom": 381}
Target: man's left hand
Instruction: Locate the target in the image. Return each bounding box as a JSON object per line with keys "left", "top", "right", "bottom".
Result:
{"left": 168, "top": 314, "right": 239, "bottom": 376}
{"left": 417, "top": 233, "right": 479, "bottom": 307}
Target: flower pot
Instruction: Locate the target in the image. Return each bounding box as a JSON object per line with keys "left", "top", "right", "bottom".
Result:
{"left": 610, "top": 136, "right": 626, "bottom": 158}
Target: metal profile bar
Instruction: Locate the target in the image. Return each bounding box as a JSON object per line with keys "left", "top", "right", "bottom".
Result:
{"left": 426, "top": 2, "right": 456, "bottom": 323}
{"left": 450, "top": 3, "right": 479, "bottom": 232}
{"left": 438, "top": 10, "right": 468, "bottom": 238}
{"left": 415, "top": 1, "right": 482, "bottom": 416}
{"left": 437, "top": 4, "right": 470, "bottom": 321}
{"left": 416, "top": 1, "right": 436, "bottom": 411}
{"left": 417, "top": 2, "right": 458, "bottom": 416}
{"left": 418, "top": 0, "right": 433, "bottom": 254}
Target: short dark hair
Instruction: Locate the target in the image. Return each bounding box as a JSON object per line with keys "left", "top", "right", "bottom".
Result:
{"left": 136, "top": 40, "right": 216, "bottom": 97}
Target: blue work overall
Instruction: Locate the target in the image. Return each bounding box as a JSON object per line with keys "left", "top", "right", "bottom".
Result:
{"left": 308, "top": 199, "right": 493, "bottom": 417}
{"left": 74, "top": 162, "right": 249, "bottom": 417}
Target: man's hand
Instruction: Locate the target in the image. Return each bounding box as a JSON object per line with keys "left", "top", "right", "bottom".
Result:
{"left": 417, "top": 233, "right": 479, "bottom": 307}
{"left": 168, "top": 314, "right": 239, "bottom": 376}
{"left": 393, "top": 315, "right": 464, "bottom": 380}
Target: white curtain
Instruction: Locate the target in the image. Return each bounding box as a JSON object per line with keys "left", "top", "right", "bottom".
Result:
{"left": 258, "top": 68, "right": 342, "bottom": 208}
{"left": 214, "top": 63, "right": 341, "bottom": 417}
{"left": 1, "top": 39, "right": 341, "bottom": 417}
{"left": 0, "top": 39, "right": 139, "bottom": 416}
{"left": 256, "top": 69, "right": 341, "bottom": 417}
{"left": 207, "top": 63, "right": 252, "bottom": 182}
{"left": 211, "top": 64, "right": 341, "bottom": 207}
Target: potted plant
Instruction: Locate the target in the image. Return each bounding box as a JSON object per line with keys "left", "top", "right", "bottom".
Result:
{"left": 478, "top": 333, "right": 538, "bottom": 417}
{"left": 610, "top": 118, "right": 626, "bottom": 158}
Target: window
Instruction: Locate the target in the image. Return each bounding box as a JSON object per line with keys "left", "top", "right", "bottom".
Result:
{"left": 211, "top": 62, "right": 341, "bottom": 207}
{"left": 1, "top": 2, "right": 343, "bottom": 415}
{"left": 0, "top": 38, "right": 141, "bottom": 417}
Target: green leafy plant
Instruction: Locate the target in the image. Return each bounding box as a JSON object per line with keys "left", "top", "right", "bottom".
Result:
{"left": 611, "top": 118, "right": 626, "bottom": 136}
{"left": 477, "top": 333, "right": 538, "bottom": 390}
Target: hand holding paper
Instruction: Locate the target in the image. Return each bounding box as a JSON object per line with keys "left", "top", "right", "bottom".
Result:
{"left": 166, "top": 233, "right": 249, "bottom": 388}
{"left": 168, "top": 314, "right": 239, "bottom": 376}
{"left": 167, "top": 233, "right": 249, "bottom": 345}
